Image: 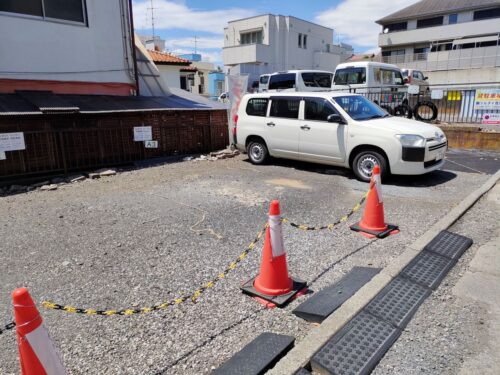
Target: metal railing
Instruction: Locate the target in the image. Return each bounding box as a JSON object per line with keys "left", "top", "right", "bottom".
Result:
{"left": 336, "top": 83, "right": 500, "bottom": 124}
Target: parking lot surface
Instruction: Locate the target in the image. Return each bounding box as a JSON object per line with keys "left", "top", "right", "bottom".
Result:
{"left": 0, "top": 154, "right": 496, "bottom": 374}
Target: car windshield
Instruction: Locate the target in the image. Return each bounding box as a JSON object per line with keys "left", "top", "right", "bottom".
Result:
{"left": 332, "top": 95, "right": 389, "bottom": 121}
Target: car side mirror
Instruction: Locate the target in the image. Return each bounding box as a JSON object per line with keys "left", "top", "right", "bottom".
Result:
{"left": 403, "top": 77, "right": 409, "bottom": 84}
{"left": 327, "top": 113, "right": 345, "bottom": 124}
{"left": 424, "top": 76, "right": 428, "bottom": 80}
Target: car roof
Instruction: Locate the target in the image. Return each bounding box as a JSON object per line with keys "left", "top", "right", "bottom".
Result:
{"left": 335, "top": 61, "right": 402, "bottom": 70}
{"left": 266, "top": 70, "right": 334, "bottom": 75}
{"left": 243, "top": 92, "right": 358, "bottom": 99}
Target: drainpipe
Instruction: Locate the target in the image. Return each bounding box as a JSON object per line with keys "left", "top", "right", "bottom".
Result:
{"left": 128, "top": 0, "right": 140, "bottom": 96}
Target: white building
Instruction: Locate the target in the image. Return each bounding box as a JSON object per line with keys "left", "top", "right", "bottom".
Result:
{"left": 376, "top": 0, "right": 500, "bottom": 84}
{"left": 138, "top": 34, "right": 166, "bottom": 52}
{"left": 0, "top": 0, "right": 136, "bottom": 96}
{"left": 147, "top": 50, "right": 191, "bottom": 90}
{"left": 222, "top": 14, "right": 353, "bottom": 84}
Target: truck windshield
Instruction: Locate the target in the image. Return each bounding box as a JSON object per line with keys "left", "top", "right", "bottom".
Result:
{"left": 333, "top": 68, "right": 366, "bottom": 85}
{"left": 333, "top": 95, "right": 389, "bottom": 121}
{"left": 301, "top": 72, "right": 333, "bottom": 87}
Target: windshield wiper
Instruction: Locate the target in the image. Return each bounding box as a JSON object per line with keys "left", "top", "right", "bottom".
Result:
{"left": 365, "top": 114, "right": 389, "bottom": 119}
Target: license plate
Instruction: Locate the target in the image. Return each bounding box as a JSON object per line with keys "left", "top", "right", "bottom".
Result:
{"left": 436, "top": 150, "right": 445, "bottom": 160}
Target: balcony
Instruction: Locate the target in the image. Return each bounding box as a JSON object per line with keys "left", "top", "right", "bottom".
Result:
{"left": 381, "top": 46, "right": 500, "bottom": 71}
{"left": 378, "top": 19, "right": 500, "bottom": 47}
{"left": 222, "top": 44, "right": 272, "bottom": 66}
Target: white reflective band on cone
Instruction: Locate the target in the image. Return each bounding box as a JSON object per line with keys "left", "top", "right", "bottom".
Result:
{"left": 25, "top": 324, "right": 66, "bottom": 375}
{"left": 269, "top": 215, "right": 285, "bottom": 258}
{"left": 374, "top": 173, "right": 383, "bottom": 203}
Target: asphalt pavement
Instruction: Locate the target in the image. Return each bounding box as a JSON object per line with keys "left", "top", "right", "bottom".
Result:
{"left": 0, "top": 150, "right": 498, "bottom": 374}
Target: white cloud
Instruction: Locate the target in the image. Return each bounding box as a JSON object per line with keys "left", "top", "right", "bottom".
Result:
{"left": 166, "top": 36, "right": 223, "bottom": 50}
{"left": 315, "top": 0, "right": 417, "bottom": 49}
{"left": 132, "top": 0, "right": 255, "bottom": 34}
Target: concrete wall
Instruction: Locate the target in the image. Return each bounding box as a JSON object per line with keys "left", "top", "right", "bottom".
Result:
{"left": 427, "top": 67, "right": 500, "bottom": 85}
{"left": 0, "top": 0, "right": 134, "bottom": 85}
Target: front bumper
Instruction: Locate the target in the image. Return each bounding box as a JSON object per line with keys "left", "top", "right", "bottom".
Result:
{"left": 391, "top": 140, "right": 447, "bottom": 175}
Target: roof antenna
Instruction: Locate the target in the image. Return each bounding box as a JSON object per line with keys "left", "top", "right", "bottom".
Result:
{"left": 148, "top": 0, "right": 156, "bottom": 46}
{"left": 194, "top": 35, "right": 198, "bottom": 54}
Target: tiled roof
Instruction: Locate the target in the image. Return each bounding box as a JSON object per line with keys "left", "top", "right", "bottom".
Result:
{"left": 148, "top": 50, "right": 191, "bottom": 65}
{"left": 376, "top": 0, "right": 500, "bottom": 24}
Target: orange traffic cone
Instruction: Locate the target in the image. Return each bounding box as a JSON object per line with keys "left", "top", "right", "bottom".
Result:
{"left": 241, "top": 200, "right": 307, "bottom": 308}
{"left": 13, "top": 288, "right": 66, "bottom": 375}
{"left": 350, "top": 165, "right": 399, "bottom": 238}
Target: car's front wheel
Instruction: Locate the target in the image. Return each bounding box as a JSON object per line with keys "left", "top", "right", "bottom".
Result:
{"left": 352, "top": 150, "right": 388, "bottom": 182}
{"left": 247, "top": 140, "right": 269, "bottom": 165}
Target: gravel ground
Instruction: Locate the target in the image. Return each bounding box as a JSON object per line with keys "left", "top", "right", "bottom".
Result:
{"left": 0, "top": 154, "right": 492, "bottom": 374}
{"left": 372, "top": 181, "right": 499, "bottom": 375}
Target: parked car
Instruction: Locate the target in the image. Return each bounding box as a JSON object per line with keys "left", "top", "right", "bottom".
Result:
{"left": 332, "top": 62, "right": 408, "bottom": 115}
{"left": 401, "top": 69, "right": 429, "bottom": 92}
{"left": 258, "top": 70, "right": 334, "bottom": 92}
{"left": 217, "top": 92, "right": 229, "bottom": 103}
{"left": 234, "top": 92, "right": 447, "bottom": 182}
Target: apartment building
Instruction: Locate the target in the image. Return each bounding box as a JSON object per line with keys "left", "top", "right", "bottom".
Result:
{"left": 222, "top": 14, "right": 353, "bottom": 85}
{"left": 376, "top": 0, "right": 500, "bottom": 84}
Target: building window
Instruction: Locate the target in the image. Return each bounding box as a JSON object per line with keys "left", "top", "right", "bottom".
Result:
{"left": 298, "top": 33, "right": 302, "bottom": 48}
{"left": 303, "top": 34, "right": 307, "bottom": 49}
{"left": 448, "top": 14, "right": 458, "bottom": 24}
{"left": 0, "top": 0, "right": 86, "bottom": 23}
{"left": 383, "top": 22, "right": 407, "bottom": 32}
{"left": 240, "top": 30, "right": 263, "bottom": 45}
{"left": 416, "top": 16, "right": 443, "bottom": 28}
{"left": 474, "top": 7, "right": 500, "bottom": 20}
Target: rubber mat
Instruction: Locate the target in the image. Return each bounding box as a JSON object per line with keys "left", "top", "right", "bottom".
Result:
{"left": 365, "top": 276, "right": 431, "bottom": 329}
{"left": 293, "top": 267, "right": 381, "bottom": 323}
{"left": 311, "top": 311, "right": 400, "bottom": 375}
{"left": 424, "top": 230, "right": 473, "bottom": 261}
{"left": 212, "top": 332, "right": 294, "bottom": 375}
{"left": 400, "top": 250, "right": 455, "bottom": 289}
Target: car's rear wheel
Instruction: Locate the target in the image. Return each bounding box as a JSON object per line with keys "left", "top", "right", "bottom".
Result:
{"left": 352, "top": 150, "right": 388, "bottom": 182}
{"left": 247, "top": 140, "right": 269, "bottom": 165}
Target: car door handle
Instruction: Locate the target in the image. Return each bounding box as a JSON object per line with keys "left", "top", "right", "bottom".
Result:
{"left": 300, "top": 125, "right": 311, "bottom": 131}
{"left": 267, "top": 122, "right": 275, "bottom": 127}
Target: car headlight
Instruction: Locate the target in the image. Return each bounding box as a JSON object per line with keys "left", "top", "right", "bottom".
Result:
{"left": 395, "top": 134, "right": 426, "bottom": 147}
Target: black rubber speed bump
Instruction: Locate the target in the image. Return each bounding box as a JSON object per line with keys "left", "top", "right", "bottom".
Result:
{"left": 293, "top": 267, "right": 381, "bottom": 323}
{"left": 424, "top": 230, "right": 472, "bottom": 261}
{"left": 311, "top": 311, "right": 400, "bottom": 375}
{"left": 365, "top": 276, "right": 431, "bottom": 329}
{"left": 212, "top": 332, "right": 294, "bottom": 375}
{"left": 400, "top": 250, "right": 455, "bottom": 289}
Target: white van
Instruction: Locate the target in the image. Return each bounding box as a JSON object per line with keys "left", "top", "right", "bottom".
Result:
{"left": 258, "top": 70, "right": 333, "bottom": 92}
{"left": 234, "top": 92, "right": 447, "bottom": 182}
{"left": 333, "top": 62, "right": 408, "bottom": 113}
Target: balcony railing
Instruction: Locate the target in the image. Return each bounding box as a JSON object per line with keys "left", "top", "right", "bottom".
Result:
{"left": 381, "top": 46, "right": 500, "bottom": 71}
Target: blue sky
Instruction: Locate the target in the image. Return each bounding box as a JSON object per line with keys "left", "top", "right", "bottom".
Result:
{"left": 132, "top": 0, "right": 417, "bottom": 66}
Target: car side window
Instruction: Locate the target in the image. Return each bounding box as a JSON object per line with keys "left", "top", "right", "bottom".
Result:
{"left": 269, "top": 98, "right": 300, "bottom": 119}
{"left": 246, "top": 98, "right": 269, "bottom": 117}
{"left": 304, "top": 98, "right": 338, "bottom": 121}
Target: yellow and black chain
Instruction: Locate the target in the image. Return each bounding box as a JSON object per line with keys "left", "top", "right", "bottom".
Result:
{"left": 41, "top": 225, "right": 267, "bottom": 317}
{"left": 0, "top": 321, "right": 16, "bottom": 335}
{"left": 282, "top": 192, "right": 368, "bottom": 231}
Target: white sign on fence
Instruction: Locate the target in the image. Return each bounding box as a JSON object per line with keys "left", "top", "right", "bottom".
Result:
{"left": 0, "top": 151, "right": 6, "bottom": 160}
{"left": 0, "top": 132, "right": 25, "bottom": 152}
{"left": 482, "top": 113, "right": 500, "bottom": 125}
{"left": 144, "top": 140, "right": 158, "bottom": 148}
{"left": 407, "top": 85, "right": 420, "bottom": 95}
{"left": 133, "top": 126, "right": 152, "bottom": 142}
